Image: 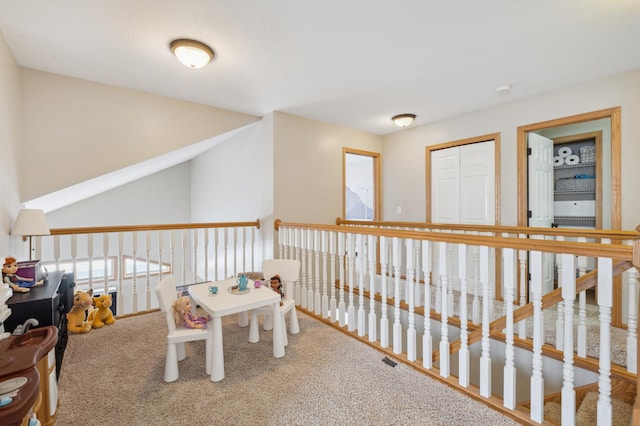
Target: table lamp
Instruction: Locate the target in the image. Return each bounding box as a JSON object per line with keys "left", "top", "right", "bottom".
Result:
{"left": 11, "top": 209, "right": 51, "bottom": 260}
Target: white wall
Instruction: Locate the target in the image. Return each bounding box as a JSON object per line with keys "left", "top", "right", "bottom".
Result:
{"left": 45, "top": 163, "right": 191, "bottom": 228}
{"left": 273, "top": 112, "right": 382, "bottom": 225}
{"left": 382, "top": 69, "right": 640, "bottom": 230}
{"left": 0, "top": 33, "right": 23, "bottom": 257}
{"left": 19, "top": 68, "right": 259, "bottom": 202}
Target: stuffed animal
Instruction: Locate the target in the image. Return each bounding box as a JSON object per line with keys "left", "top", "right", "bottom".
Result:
{"left": 87, "top": 293, "right": 116, "bottom": 328}
{"left": 67, "top": 289, "right": 93, "bottom": 334}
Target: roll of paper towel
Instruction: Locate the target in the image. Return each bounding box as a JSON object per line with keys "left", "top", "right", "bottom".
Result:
{"left": 553, "top": 156, "right": 564, "bottom": 166}
{"left": 564, "top": 154, "right": 580, "bottom": 165}
{"left": 558, "top": 146, "right": 573, "bottom": 157}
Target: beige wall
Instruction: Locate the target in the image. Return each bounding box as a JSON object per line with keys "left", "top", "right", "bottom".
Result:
{"left": 19, "top": 69, "right": 260, "bottom": 201}
{"left": 383, "top": 69, "right": 640, "bottom": 230}
{"left": 0, "top": 33, "right": 22, "bottom": 255}
{"left": 273, "top": 112, "right": 382, "bottom": 225}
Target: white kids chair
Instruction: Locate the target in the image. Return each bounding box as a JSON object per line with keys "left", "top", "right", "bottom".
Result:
{"left": 155, "top": 275, "right": 212, "bottom": 382}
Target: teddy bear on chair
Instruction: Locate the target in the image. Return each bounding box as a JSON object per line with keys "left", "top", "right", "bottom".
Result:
{"left": 67, "top": 289, "right": 93, "bottom": 334}
{"left": 87, "top": 293, "right": 116, "bottom": 328}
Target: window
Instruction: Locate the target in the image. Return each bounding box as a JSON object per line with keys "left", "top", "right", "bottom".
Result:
{"left": 41, "top": 256, "right": 171, "bottom": 283}
{"left": 42, "top": 258, "right": 116, "bottom": 284}
{"left": 123, "top": 256, "right": 171, "bottom": 279}
{"left": 343, "top": 148, "right": 380, "bottom": 221}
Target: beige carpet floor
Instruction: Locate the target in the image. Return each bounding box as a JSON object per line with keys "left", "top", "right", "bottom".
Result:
{"left": 56, "top": 310, "right": 519, "bottom": 426}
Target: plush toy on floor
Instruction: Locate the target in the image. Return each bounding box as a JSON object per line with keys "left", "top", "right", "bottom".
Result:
{"left": 2, "top": 256, "right": 44, "bottom": 293}
{"left": 172, "top": 295, "right": 210, "bottom": 329}
{"left": 87, "top": 293, "right": 116, "bottom": 328}
{"left": 67, "top": 289, "right": 93, "bottom": 334}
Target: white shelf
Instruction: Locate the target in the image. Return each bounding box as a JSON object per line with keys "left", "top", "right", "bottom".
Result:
{"left": 554, "top": 161, "right": 595, "bottom": 170}
{"left": 554, "top": 215, "right": 596, "bottom": 221}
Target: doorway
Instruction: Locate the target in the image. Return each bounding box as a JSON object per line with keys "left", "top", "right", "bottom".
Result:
{"left": 517, "top": 107, "right": 622, "bottom": 323}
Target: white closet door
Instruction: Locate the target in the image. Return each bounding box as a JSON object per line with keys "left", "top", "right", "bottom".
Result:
{"left": 460, "top": 141, "right": 495, "bottom": 225}
{"left": 431, "top": 141, "right": 495, "bottom": 225}
{"left": 431, "top": 147, "right": 460, "bottom": 223}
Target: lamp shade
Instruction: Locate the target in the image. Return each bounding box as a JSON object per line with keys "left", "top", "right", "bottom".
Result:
{"left": 12, "top": 209, "right": 51, "bottom": 237}
{"left": 170, "top": 39, "right": 214, "bottom": 69}
{"left": 392, "top": 114, "right": 416, "bottom": 128}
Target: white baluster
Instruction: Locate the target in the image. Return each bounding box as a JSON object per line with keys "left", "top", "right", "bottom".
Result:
{"left": 145, "top": 231, "right": 151, "bottom": 309}
{"left": 422, "top": 240, "right": 432, "bottom": 369}
{"left": 212, "top": 228, "right": 219, "bottom": 281}
{"left": 158, "top": 229, "right": 164, "bottom": 285}
{"left": 118, "top": 233, "right": 124, "bottom": 315}
{"left": 193, "top": 229, "right": 199, "bottom": 284}
{"left": 368, "top": 234, "right": 377, "bottom": 342}
{"left": 479, "top": 245, "right": 491, "bottom": 397}
{"left": 414, "top": 239, "right": 422, "bottom": 308}
{"left": 472, "top": 245, "right": 481, "bottom": 324}
{"left": 329, "top": 231, "right": 337, "bottom": 322}
{"left": 577, "top": 236, "right": 588, "bottom": 357}
{"left": 132, "top": 231, "right": 138, "bottom": 312}
{"left": 447, "top": 242, "right": 454, "bottom": 315}
{"left": 307, "top": 229, "right": 318, "bottom": 311}
{"left": 597, "top": 257, "right": 613, "bottom": 425}
{"left": 306, "top": 229, "right": 314, "bottom": 311}
{"left": 203, "top": 228, "right": 209, "bottom": 282}
{"left": 529, "top": 250, "right": 544, "bottom": 423}
{"left": 439, "top": 241, "right": 450, "bottom": 377}
{"left": 392, "top": 237, "right": 403, "bottom": 354}
{"left": 356, "top": 234, "right": 366, "bottom": 336}
{"left": 54, "top": 235, "right": 62, "bottom": 271}
{"left": 102, "top": 233, "right": 109, "bottom": 296}
{"left": 232, "top": 228, "right": 238, "bottom": 277}
{"left": 434, "top": 243, "right": 442, "bottom": 314}
{"left": 347, "top": 233, "right": 356, "bottom": 332}
{"left": 555, "top": 236, "right": 565, "bottom": 351}
{"left": 223, "top": 229, "right": 229, "bottom": 279}
{"left": 321, "top": 231, "right": 329, "bottom": 318}
{"left": 70, "top": 235, "right": 77, "bottom": 285}
{"left": 87, "top": 234, "right": 94, "bottom": 291}
{"left": 338, "top": 232, "right": 346, "bottom": 327}
{"left": 314, "top": 229, "right": 321, "bottom": 314}
{"left": 518, "top": 245, "right": 527, "bottom": 338}
{"left": 560, "top": 253, "right": 576, "bottom": 425}
{"left": 459, "top": 243, "right": 470, "bottom": 388}
{"left": 298, "top": 229, "right": 306, "bottom": 307}
{"left": 380, "top": 236, "right": 389, "bottom": 348}
{"left": 503, "top": 248, "right": 516, "bottom": 408}
{"left": 170, "top": 230, "right": 177, "bottom": 283}
{"left": 406, "top": 239, "right": 416, "bottom": 361}
{"left": 627, "top": 267, "right": 638, "bottom": 374}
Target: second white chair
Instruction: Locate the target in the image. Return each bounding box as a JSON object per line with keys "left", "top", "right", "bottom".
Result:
{"left": 254, "top": 259, "right": 301, "bottom": 346}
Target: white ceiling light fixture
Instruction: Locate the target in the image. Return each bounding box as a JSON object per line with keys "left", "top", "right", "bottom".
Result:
{"left": 392, "top": 114, "right": 416, "bottom": 128}
{"left": 170, "top": 39, "right": 215, "bottom": 69}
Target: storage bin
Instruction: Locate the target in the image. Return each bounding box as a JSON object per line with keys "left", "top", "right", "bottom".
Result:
{"left": 579, "top": 145, "right": 595, "bottom": 163}
{"left": 554, "top": 200, "right": 596, "bottom": 217}
{"left": 555, "top": 177, "right": 595, "bottom": 191}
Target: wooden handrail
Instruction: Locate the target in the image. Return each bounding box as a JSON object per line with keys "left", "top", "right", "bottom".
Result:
{"left": 276, "top": 220, "right": 634, "bottom": 260}
{"left": 50, "top": 219, "right": 261, "bottom": 235}
{"left": 335, "top": 217, "right": 639, "bottom": 241}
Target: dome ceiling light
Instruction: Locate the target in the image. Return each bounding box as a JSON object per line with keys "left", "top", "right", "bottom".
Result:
{"left": 170, "top": 39, "right": 215, "bottom": 69}
{"left": 392, "top": 114, "right": 416, "bottom": 128}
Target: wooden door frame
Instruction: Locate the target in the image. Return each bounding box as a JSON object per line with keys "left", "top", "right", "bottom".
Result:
{"left": 425, "top": 133, "right": 502, "bottom": 299}
{"left": 516, "top": 107, "right": 623, "bottom": 325}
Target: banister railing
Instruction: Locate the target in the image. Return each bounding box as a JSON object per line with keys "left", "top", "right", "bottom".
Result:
{"left": 276, "top": 219, "right": 639, "bottom": 424}
{"left": 34, "top": 220, "right": 264, "bottom": 316}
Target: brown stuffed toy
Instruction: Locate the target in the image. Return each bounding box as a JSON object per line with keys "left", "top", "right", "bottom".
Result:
{"left": 67, "top": 289, "right": 93, "bottom": 334}
{"left": 87, "top": 293, "right": 116, "bottom": 328}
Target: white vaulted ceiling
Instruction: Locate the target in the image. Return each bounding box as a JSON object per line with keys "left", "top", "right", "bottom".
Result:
{"left": 1, "top": 0, "right": 639, "bottom": 137}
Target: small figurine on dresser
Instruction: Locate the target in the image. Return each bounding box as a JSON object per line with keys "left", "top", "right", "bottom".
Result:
{"left": 270, "top": 275, "right": 284, "bottom": 306}
{"left": 2, "top": 256, "right": 44, "bottom": 293}
{"left": 172, "top": 295, "right": 211, "bottom": 329}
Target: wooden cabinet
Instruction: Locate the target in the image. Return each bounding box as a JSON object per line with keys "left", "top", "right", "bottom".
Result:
{"left": 553, "top": 136, "right": 600, "bottom": 228}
